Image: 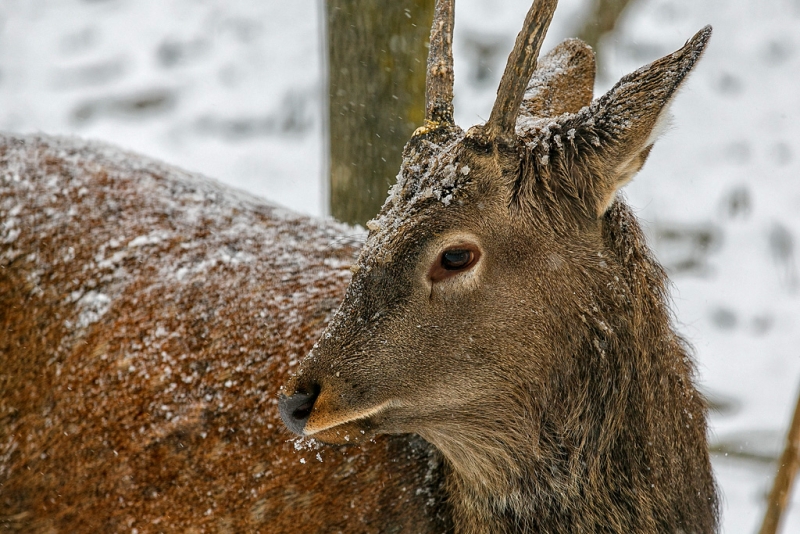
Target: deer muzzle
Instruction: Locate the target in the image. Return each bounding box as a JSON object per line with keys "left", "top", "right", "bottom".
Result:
{"left": 279, "top": 388, "right": 319, "bottom": 436}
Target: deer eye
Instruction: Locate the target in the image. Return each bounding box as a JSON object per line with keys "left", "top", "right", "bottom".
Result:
{"left": 429, "top": 245, "right": 481, "bottom": 283}
{"left": 442, "top": 250, "right": 473, "bottom": 270}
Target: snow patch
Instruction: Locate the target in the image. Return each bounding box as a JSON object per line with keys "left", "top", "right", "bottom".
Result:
{"left": 75, "top": 291, "right": 112, "bottom": 329}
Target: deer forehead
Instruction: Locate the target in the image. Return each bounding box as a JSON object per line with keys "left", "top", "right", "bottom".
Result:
{"left": 361, "top": 131, "right": 480, "bottom": 265}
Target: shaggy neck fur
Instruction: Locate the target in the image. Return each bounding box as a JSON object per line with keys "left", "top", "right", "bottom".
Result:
{"left": 432, "top": 201, "right": 718, "bottom": 534}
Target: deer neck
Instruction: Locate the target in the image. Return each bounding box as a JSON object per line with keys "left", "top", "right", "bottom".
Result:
{"left": 430, "top": 204, "right": 715, "bottom": 533}
{"left": 436, "top": 342, "right": 696, "bottom": 533}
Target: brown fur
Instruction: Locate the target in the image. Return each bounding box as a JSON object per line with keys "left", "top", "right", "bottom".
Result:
{"left": 2, "top": 3, "right": 718, "bottom": 532}
{"left": 0, "top": 135, "right": 451, "bottom": 532}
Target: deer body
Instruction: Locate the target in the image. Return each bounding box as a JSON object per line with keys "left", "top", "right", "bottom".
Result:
{"left": 2, "top": 0, "right": 718, "bottom": 532}
{"left": 0, "top": 135, "right": 450, "bottom": 532}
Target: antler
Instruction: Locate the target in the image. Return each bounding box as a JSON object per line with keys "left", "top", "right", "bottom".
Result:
{"left": 425, "top": 0, "right": 456, "bottom": 125}
{"left": 485, "top": 0, "right": 558, "bottom": 143}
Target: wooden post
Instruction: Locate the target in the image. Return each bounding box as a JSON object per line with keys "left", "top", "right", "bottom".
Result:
{"left": 326, "top": 0, "right": 435, "bottom": 226}
{"left": 760, "top": 383, "right": 800, "bottom": 534}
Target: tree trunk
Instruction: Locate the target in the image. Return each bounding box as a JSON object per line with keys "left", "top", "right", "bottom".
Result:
{"left": 577, "top": 0, "right": 636, "bottom": 54}
{"left": 327, "top": 0, "right": 435, "bottom": 226}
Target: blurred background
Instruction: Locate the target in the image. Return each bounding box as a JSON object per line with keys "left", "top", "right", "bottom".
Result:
{"left": 1, "top": 0, "right": 799, "bottom": 531}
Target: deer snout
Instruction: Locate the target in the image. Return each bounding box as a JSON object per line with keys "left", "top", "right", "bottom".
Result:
{"left": 279, "top": 386, "right": 320, "bottom": 436}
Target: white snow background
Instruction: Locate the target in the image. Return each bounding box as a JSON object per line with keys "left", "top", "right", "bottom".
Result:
{"left": 2, "top": 0, "right": 800, "bottom": 531}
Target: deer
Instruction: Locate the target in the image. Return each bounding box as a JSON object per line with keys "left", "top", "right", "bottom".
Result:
{"left": 0, "top": 0, "right": 717, "bottom": 532}
{"left": 279, "top": 0, "right": 719, "bottom": 532}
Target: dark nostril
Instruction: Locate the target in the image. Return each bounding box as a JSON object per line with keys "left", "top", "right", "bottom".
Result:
{"left": 279, "top": 386, "right": 320, "bottom": 436}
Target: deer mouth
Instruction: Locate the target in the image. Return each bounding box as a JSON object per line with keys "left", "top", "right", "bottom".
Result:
{"left": 280, "top": 373, "right": 402, "bottom": 443}
{"left": 302, "top": 399, "right": 398, "bottom": 444}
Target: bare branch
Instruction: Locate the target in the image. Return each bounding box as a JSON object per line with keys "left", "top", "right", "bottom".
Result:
{"left": 759, "top": 382, "right": 800, "bottom": 534}
{"left": 425, "top": 0, "right": 456, "bottom": 125}
{"left": 485, "top": 0, "right": 558, "bottom": 143}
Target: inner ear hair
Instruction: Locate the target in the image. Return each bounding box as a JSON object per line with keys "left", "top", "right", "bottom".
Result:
{"left": 598, "top": 106, "right": 673, "bottom": 215}
{"left": 599, "top": 144, "right": 654, "bottom": 216}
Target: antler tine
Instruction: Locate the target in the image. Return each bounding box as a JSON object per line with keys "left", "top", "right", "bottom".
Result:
{"left": 485, "top": 0, "right": 558, "bottom": 143}
{"left": 425, "top": 0, "right": 456, "bottom": 125}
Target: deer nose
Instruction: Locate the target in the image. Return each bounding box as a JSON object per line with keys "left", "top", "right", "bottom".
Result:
{"left": 279, "top": 388, "right": 319, "bottom": 435}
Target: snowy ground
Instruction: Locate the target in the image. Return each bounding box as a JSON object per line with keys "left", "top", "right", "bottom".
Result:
{"left": 2, "top": 0, "right": 800, "bottom": 531}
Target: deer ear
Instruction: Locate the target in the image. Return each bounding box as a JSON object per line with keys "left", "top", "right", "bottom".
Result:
{"left": 519, "top": 38, "right": 595, "bottom": 119}
{"left": 523, "top": 26, "right": 712, "bottom": 218}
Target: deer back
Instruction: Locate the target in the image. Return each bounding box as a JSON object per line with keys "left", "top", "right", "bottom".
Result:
{"left": 0, "top": 134, "right": 451, "bottom": 532}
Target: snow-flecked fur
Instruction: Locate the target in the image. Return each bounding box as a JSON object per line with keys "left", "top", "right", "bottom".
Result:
{"left": 2, "top": 2, "right": 718, "bottom": 532}
{"left": 0, "top": 134, "right": 451, "bottom": 532}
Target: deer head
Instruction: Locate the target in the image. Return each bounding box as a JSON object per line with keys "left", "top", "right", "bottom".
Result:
{"left": 281, "top": 0, "right": 714, "bottom": 524}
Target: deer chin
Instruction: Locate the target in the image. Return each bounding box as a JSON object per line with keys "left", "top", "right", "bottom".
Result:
{"left": 303, "top": 399, "right": 397, "bottom": 444}
{"left": 304, "top": 421, "right": 374, "bottom": 445}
